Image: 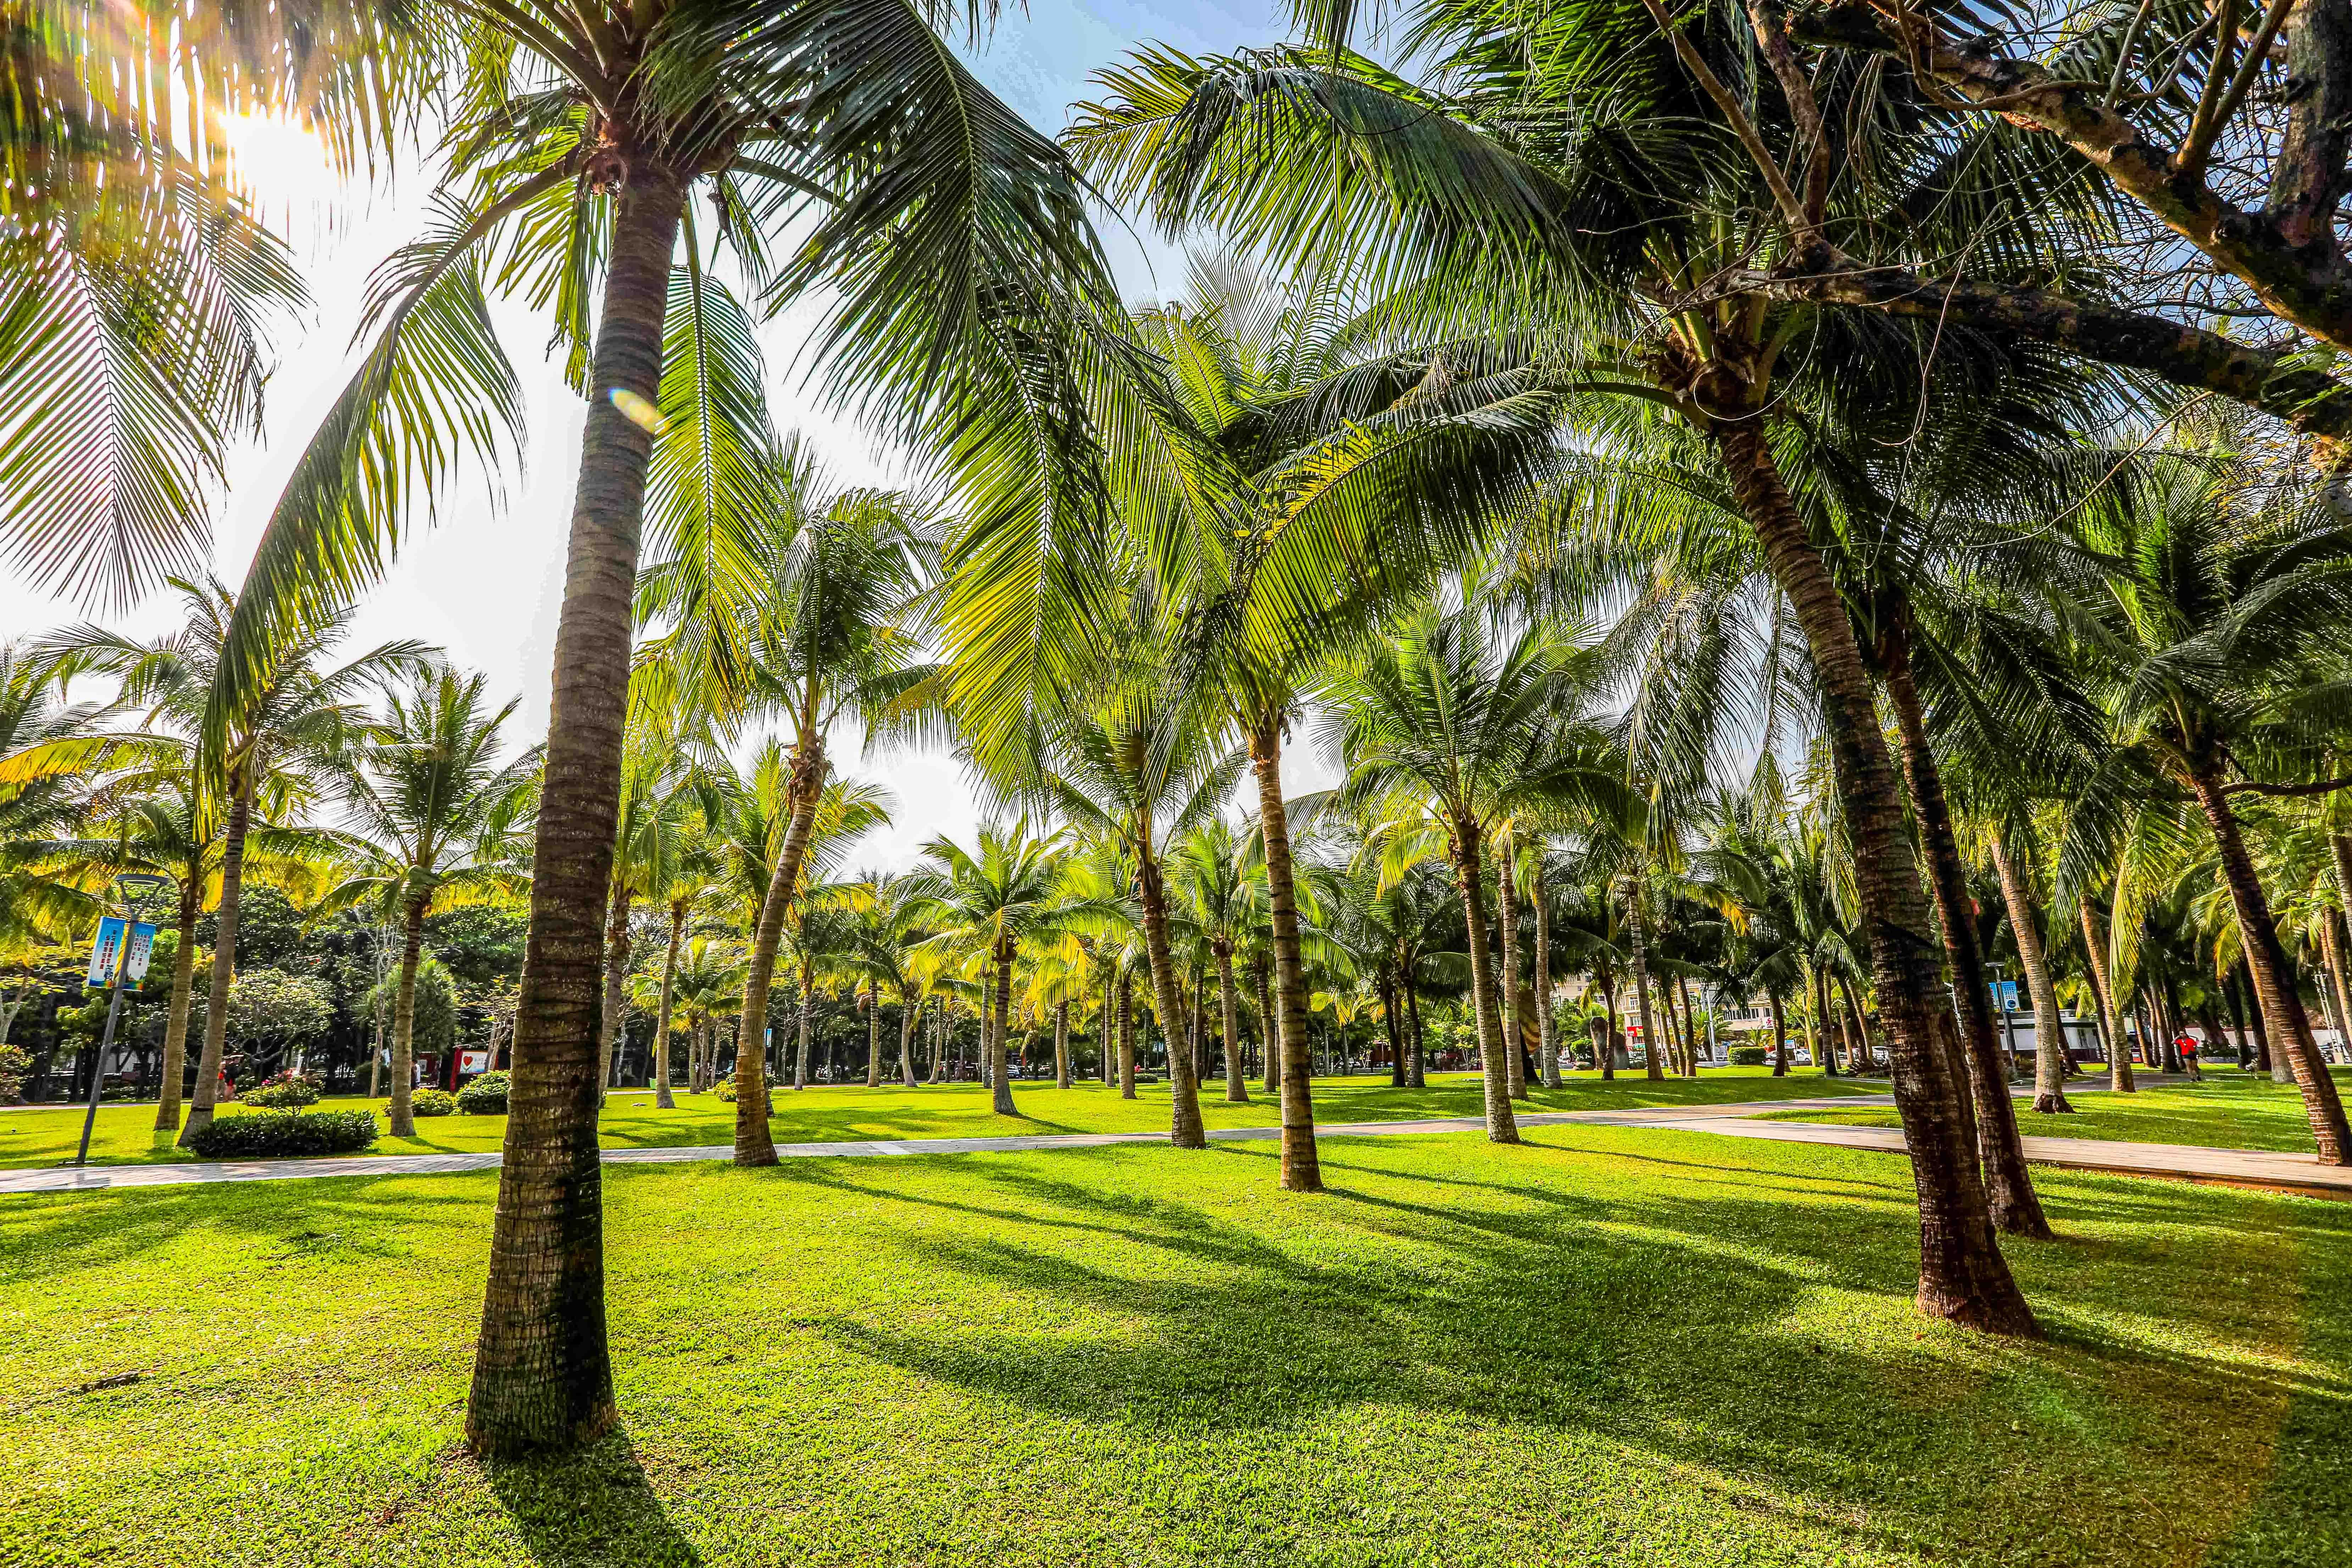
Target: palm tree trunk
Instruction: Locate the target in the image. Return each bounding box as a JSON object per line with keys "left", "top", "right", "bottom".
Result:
{"left": 1988, "top": 834, "right": 2072, "bottom": 1126}
{"left": 900, "top": 992, "right": 922, "bottom": 1088}
{"left": 2184, "top": 764, "right": 2351, "bottom": 1162}
{"left": 1136, "top": 857, "right": 1206, "bottom": 1146}
{"left": 1881, "top": 638, "right": 2049, "bottom": 1235}
{"left": 2326, "top": 914, "right": 2352, "bottom": 1072}
{"left": 1248, "top": 713, "right": 1322, "bottom": 1190}
{"left": 594, "top": 884, "right": 631, "bottom": 1111}
{"left": 1708, "top": 415, "right": 2034, "bottom": 1334}
{"left": 930, "top": 999, "right": 947, "bottom": 1084}
{"left": 1053, "top": 1000, "right": 1071, "bottom": 1090}
{"left": 388, "top": 895, "right": 428, "bottom": 1138}
{"left": 1533, "top": 861, "right": 1561, "bottom": 1088}
{"left": 467, "top": 165, "right": 685, "bottom": 1458}
{"left": 1117, "top": 970, "right": 1136, "bottom": 1099}
{"left": 1675, "top": 971, "right": 1701, "bottom": 1076}
{"left": 1253, "top": 955, "right": 1278, "bottom": 1096}
{"left": 1216, "top": 943, "right": 1248, "bottom": 1102}
{"left": 179, "top": 778, "right": 250, "bottom": 1140}
{"left": 152, "top": 883, "right": 200, "bottom": 1132}
{"left": 1768, "top": 991, "right": 1788, "bottom": 1078}
{"left": 2078, "top": 903, "right": 2133, "bottom": 1092}
{"left": 1405, "top": 980, "right": 1427, "bottom": 1086}
{"left": 1630, "top": 904, "right": 1664, "bottom": 1082}
{"left": 1497, "top": 838, "right": 1528, "bottom": 1099}
{"left": 794, "top": 967, "right": 813, "bottom": 1091}
{"left": 651, "top": 905, "right": 682, "bottom": 1109}
{"left": 1599, "top": 971, "right": 1619, "bottom": 1079}
{"left": 989, "top": 943, "right": 1018, "bottom": 1115}
{"left": 1449, "top": 817, "right": 1519, "bottom": 1145}
{"left": 1379, "top": 963, "right": 1405, "bottom": 1087}
{"left": 866, "top": 988, "right": 882, "bottom": 1088}
{"left": 734, "top": 735, "right": 826, "bottom": 1162}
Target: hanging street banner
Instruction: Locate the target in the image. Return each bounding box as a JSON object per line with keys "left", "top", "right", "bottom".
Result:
{"left": 86, "top": 918, "right": 159, "bottom": 991}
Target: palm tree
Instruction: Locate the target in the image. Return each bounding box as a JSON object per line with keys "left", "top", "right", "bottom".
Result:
{"left": 1323, "top": 601, "right": 1624, "bottom": 1142}
{"left": 313, "top": 669, "right": 536, "bottom": 1135}
{"left": 840, "top": 872, "right": 932, "bottom": 1089}
{"left": 1172, "top": 819, "right": 1263, "bottom": 1104}
{"left": 638, "top": 793, "right": 723, "bottom": 1109}
{"left": 40, "top": 579, "right": 429, "bottom": 1141}
{"left": 910, "top": 823, "right": 1077, "bottom": 1117}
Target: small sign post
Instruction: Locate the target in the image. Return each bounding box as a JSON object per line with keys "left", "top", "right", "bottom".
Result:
{"left": 74, "top": 874, "right": 173, "bottom": 1168}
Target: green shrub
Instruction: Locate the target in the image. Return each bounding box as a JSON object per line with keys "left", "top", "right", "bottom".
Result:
{"left": 456, "top": 1071, "right": 510, "bottom": 1115}
{"left": 183, "top": 1110, "right": 378, "bottom": 1159}
{"left": 715, "top": 1081, "right": 737, "bottom": 1102}
{"left": 409, "top": 1088, "right": 457, "bottom": 1117}
{"left": 1729, "top": 1044, "right": 1768, "bottom": 1067}
{"left": 243, "top": 1072, "right": 323, "bottom": 1108}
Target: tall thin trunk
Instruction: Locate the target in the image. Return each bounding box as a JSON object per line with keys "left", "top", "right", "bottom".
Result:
{"left": 866, "top": 987, "right": 882, "bottom": 1088}
{"left": 1449, "top": 817, "right": 1519, "bottom": 1145}
{"left": 594, "top": 884, "right": 632, "bottom": 1111}
{"left": 794, "top": 967, "right": 813, "bottom": 1090}
{"left": 179, "top": 779, "right": 250, "bottom": 1140}
{"left": 1405, "top": 980, "right": 1427, "bottom": 1087}
{"left": 899, "top": 993, "right": 920, "bottom": 1089}
{"left": 1054, "top": 1000, "right": 1071, "bottom": 1090}
{"left": 734, "top": 734, "right": 826, "bottom": 1163}
{"left": 1800, "top": 965, "right": 1828, "bottom": 1077}
{"left": 152, "top": 883, "right": 200, "bottom": 1132}
{"left": 1675, "top": 971, "right": 1701, "bottom": 1076}
{"left": 2326, "top": 913, "right": 2352, "bottom": 1072}
{"left": 468, "top": 166, "right": 684, "bottom": 1456}
{"left": 2240, "top": 961, "right": 2273, "bottom": 1073}
{"left": 388, "top": 894, "right": 429, "bottom": 1136}
{"left": 1216, "top": 942, "right": 1248, "bottom": 1103}
{"left": 1533, "top": 860, "right": 1560, "bottom": 1088}
{"left": 930, "top": 999, "right": 947, "bottom": 1084}
{"left": 1599, "top": 971, "right": 1619, "bottom": 1079}
{"left": 989, "top": 942, "right": 1018, "bottom": 1116}
{"left": 1249, "top": 714, "right": 1321, "bottom": 1190}
{"left": 1631, "top": 903, "right": 1663, "bottom": 1082}
{"left": 651, "top": 903, "right": 682, "bottom": 1109}
{"left": 1768, "top": 992, "right": 1787, "bottom": 1078}
{"left": 1379, "top": 963, "right": 1405, "bottom": 1087}
{"left": 1708, "top": 415, "right": 2034, "bottom": 1333}
{"left": 1136, "top": 854, "right": 1206, "bottom": 1147}
{"left": 2079, "top": 903, "right": 2134, "bottom": 1092}
{"left": 1117, "top": 970, "right": 1136, "bottom": 1099}
{"left": 2183, "top": 765, "right": 2351, "bottom": 1162}
{"left": 1497, "top": 836, "right": 1528, "bottom": 1099}
{"left": 1883, "top": 637, "right": 2049, "bottom": 1234}
{"left": 1253, "top": 955, "right": 1278, "bottom": 1096}
{"left": 1988, "top": 834, "right": 2072, "bottom": 1120}
{"left": 1836, "top": 971, "right": 1872, "bottom": 1074}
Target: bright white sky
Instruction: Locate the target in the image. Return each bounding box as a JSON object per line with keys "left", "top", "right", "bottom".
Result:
{"left": 3, "top": 0, "right": 1308, "bottom": 872}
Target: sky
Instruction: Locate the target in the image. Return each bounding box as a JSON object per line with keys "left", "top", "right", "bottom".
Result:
{"left": 2, "top": 0, "right": 1298, "bottom": 873}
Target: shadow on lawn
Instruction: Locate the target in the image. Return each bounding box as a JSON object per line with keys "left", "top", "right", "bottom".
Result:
{"left": 791, "top": 1136, "right": 2348, "bottom": 1565}
{"left": 480, "top": 1434, "right": 704, "bottom": 1568}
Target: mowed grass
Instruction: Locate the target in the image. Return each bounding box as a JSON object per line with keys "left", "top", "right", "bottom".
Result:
{"left": 1758, "top": 1066, "right": 2352, "bottom": 1153}
{"left": 0, "top": 1067, "right": 1877, "bottom": 1168}
{"left": 3, "top": 1125, "right": 2347, "bottom": 1567}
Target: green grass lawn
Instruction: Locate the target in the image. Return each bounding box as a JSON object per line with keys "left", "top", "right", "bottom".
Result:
{"left": 0, "top": 1067, "right": 1876, "bottom": 1169}
{"left": 2, "top": 1124, "right": 2344, "bottom": 1566}
{"left": 1758, "top": 1066, "right": 2352, "bottom": 1154}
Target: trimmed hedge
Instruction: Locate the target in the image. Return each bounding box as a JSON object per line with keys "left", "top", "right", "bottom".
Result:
{"left": 243, "top": 1072, "right": 323, "bottom": 1109}
{"left": 183, "top": 1110, "right": 378, "bottom": 1159}
{"left": 456, "top": 1071, "right": 510, "bottom": 1115}
{"left": 1729, "top": 1045, "right": 1769, "bottom": 1066}
{"left": 409, "top": 1088, "right": 457, "bottom": 1117}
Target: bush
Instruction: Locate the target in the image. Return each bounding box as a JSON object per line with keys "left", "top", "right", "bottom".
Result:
{"left": 183, "top": 1110, "right": 378, "bottom": 1158}
{"left": 1729, "top": 1044, "right": 1768, "bottom": 1067}
{"left": 714, "top": 1081, "right": 737, "bottom": 1102}
{"left": 243, "top": 1071, "right": 323, "bottom": 1109}
{"left": 456, "top": 1071, "right": 510, "bottom": 1115}
{"left": 408, "top": 1088, "right": 457, "bottom": 1117}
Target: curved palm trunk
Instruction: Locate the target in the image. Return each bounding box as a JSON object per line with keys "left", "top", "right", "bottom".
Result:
{"left": 388, "top": 895, "right": 429, "bottom": 1137}
{"left": 989, "top": 941, "right": 1018, "bottom": 1116}
{"left": 1249, "top": 716, "right": 1322, "bottom": 1189}
{"left": 1881, "top": 641, "right": 2050, "bottom": 1236}
{"left": 651, "top": 904, "right": 683, "bottom": 1109}
{"left": 2325, "top": 916, "right": 2352, "bottom": 1074}
{"left": 1053, "top": 1000, "right": 1071, "bottom": 1090}
{"left": 1708, "top": 415, "right": 2034, "bottom": 1334}
{"left": 2184, "top": 766, "right": 2351, "bottom": 1162}
{"left": 1216, "top": 942, "right": 1248, "bottom": 1102}
{"left": 1497, "top": 841, "right": 1528, "bottom": 1099}
{"left": 2078, "top": 903, "right": 2133, "bottom": 1092}
{"left": 1630, "top": 905, "right": 1664, "bottom": 1082}
{"left": 179, "top": 779, "right": 251, "bottom": 1140}
{"left": 1137, "top": 856, "right": 1206, "bottom": 1147}
{"left": 468, "top": 166, "right": 685, "bottom": 1456}
{"left": 152, "top": 882, "right": 201, "bottom": 1132}
{"left": 594, "top": 884, "right": 632, "bottom": 1111}
{"left": 1533, "top": 863, "right": 1561, "bottom": 1089}
{"left": 734, "top": 735, "right": 826, "bottom": 1162}
{"left": 1117, "top": 971, "right": 1136, "bottom": 1099}
{"left": 1988, "top": 835, "right": 2072, "bottom": 1122}
{"left": 1449, "top": 817, "right": 1519, "bottom": 1144}
{"left": 900, "top": 992, "right": 922, "bottom": 1088}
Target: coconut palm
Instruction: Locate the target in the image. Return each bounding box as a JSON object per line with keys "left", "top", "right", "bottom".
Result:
{"left": 909, "top": 823, "right": 1080, "bottom": 1117}
{"left": 1171, "top": 818, "right": 1264, "bottom": 1104}
{"left": 839, "top": 872, "right": 933, "bottom": 1089}
{"left": 312, "top": 669, "right": 536, "bottom": 1134}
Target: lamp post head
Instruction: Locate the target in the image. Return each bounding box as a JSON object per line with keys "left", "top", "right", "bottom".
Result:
{"left": 114, "top": 872, "right": 173, "bottom": 913}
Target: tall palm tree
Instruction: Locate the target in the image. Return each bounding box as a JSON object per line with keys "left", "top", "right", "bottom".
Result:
{"left": 840, "top": 872, "right": 932, "bottom": 1089}
{"left": 40, "top": 578, "right": 429, "bottom": 1140}
{"left": 641, "top": 808, "right": 724, "bottom": 1110}
{"left": 313, "top": 669, "right": 537, "bottom": 1135}
{"left": 1172, "top": 819, "right": 1264, "bottom": 1104}
{"left": 910, "top": 823, "right": 1077, "bottom": 1117}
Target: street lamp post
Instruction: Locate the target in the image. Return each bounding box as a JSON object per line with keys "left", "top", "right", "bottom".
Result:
{"left": 75, "top": 872, "right": 174, "bottom": 1167}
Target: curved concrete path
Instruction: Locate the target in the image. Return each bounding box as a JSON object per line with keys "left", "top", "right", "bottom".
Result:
{"left": 6, "top": 1092, "right": 2347, "bottom": 1200}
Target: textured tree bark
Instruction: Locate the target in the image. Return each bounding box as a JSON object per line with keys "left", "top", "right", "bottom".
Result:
{"left": 1249, "top": 713, "right": 1322, "bottom": 1190}
{"left": 899, "top": 992, "right": 921, "bottom": 1088}
{"left": 794, "top": 966, "right": 813, "bottom": 1091}
{"left": 1379, "top": 963, "right": 1405, "bottom": 1086}
{"left": 651, "top": 903, "right": 682, "bottom": 1109}
{"left": 1405, "top": 981, "right": 1427, "bottom": 1086}
{"left": 1137, "top": 855, "right": 1206, "bottom": 1146}
{"left": 152, "top": 881, "right": 201, "bottom": 1132}
{"left": 989, "top": 942, "right": 1018, "bottom": 1116}
{"left": 1988, "top": 835, "right": 2071, "bottom": 1123}
{"left": 1053, "top": 1000, "right": 1070, "bottom": 1090}
{"left": 1117, "top": 970, "right": 1136, "bottom": 1099}
{"left": 2185, "top": 766, "right": 2351, "bottom": 1161}
{"left": 179, "top": 779, "right": 250, "bottom": 1141}
{"left": 468, "top": 166, "right": 684, "bottom": 1456}
{"left": 1708, "top": 413, "right": 2035, "bottom": 1333}
{"left": 594, "top": 884, "right": 632, "bottom": 1110}
{"left": 1215, "top": 941, "right": 1248, "bottom": 1102}
{"left": 1881, "top": 639, "right": 2048, "bottom": 1235}
{"left": 1497, "top": 837, "right": 1528, "bottom": 1099}
{"left": 1449, "top": 817, "right": 1520, "bottom": 1144}
{"left": 1533, "top": 859, "right": 1561, "bottom": 1087}
{"left": 1769, "top": 991, "right": 1788, "bottom": 1077}
{"left": 387, "top": 895, "right": 428, "bottom": 1138}
{"left": 866, "top": 988, "right": 883, "bottom": 1088}
{"left": 1253, "top": 955, "right": 1278, "bottom": 1096}
{"left": 1598, "top": 969, "right": 1619, "bottom": 1079}
{"left": 1631, "top": 903, "right": 1664, "bottom": 1082}
{"left": 2326, "top": 914, "right": 2352, "bottom": 1073}
{"left": 2078, "top": 903, "right": 2134, "bottom": 1092}
{"left": 733, "top": 734, "right": 825, "bottom": 1163}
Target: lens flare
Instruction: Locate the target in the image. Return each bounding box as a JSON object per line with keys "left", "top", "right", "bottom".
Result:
{"left": 608, "top": 387, "right": 668, "bottom": 435}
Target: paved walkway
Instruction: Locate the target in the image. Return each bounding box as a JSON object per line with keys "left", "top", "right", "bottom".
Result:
{"left": 6, "top": 1092, "right": 2345, "bottom": 1199}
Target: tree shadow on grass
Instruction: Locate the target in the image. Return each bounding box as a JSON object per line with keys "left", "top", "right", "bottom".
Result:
{"left": 479, "top": 1433, "right": 704, "bottom": 1568}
